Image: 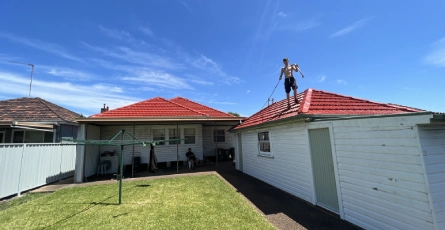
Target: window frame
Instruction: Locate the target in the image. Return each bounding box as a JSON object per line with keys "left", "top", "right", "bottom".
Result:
{"left": 11, "top": 129, "right": 54, "bottom": 143}
{"left": 0, "top": 131, "right": 5, "bottom": 143}
{"left": 151, "top": 126, "right": 198, "bottom": 146}
{"left": 213, "top": 129, "right": 226, "bottom": 143}
{"left": 183, "top": 127, "right": 196, "bottom": 145}
{"left": 152, "top": 128, "right": 166, "bottom": 145}
{"left": 258, "top": 131, "right": 273, "bottom": 157}
{"left": 168, "top": 128, "right": 180, "bottom": 145}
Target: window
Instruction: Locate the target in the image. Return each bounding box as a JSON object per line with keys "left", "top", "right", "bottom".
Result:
{"left": 184, "top": 128, "right": 196, "bottom": 144}
{"left": 152, "top": 129, "right": 165, "bottom": 145}
{"left": 258, "top": 132, "right": 270, "bottom": 153}
{"left": 12, "top": 130, "right": 54, "bottom": 143}
{"left": 0, "top": 131, "right": 4, "bottom": 143}
{"left": 213, "top": 129, "right": 225, "bottom": 143}
{"left": 168, "top": 128, "right": 180, "bottom": 145}
{"left": 13, "top": 131, "right": 24, "bottom": 143}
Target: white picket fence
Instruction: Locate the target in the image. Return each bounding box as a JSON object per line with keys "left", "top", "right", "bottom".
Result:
{"left": 0, "top": 143, "right": 77, "bottom": 199}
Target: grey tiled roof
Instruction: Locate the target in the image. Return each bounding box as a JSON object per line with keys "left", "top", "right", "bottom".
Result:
{"left": 0, "top": 97, "right": 80, "bottom": 122}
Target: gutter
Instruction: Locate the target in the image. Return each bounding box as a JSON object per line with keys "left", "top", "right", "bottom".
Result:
{"left": 75, "top": 116, "right": 246, "bottom": 123}
{"left": 229, "top": 112, "right": 434, "bottom": 133}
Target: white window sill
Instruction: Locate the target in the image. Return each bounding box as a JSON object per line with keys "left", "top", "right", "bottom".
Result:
{"left": 257, "top": 154, "right": 274, "bottom": 159}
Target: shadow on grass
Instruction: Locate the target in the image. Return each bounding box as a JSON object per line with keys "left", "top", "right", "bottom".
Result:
{"left": 135, "top": 184, "right": 151, "bottom": 187}
{"left": 42, "top": 188, "right": 130, "bottom": 229}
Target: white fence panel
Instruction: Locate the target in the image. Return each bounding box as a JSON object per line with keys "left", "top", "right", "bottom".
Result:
{"left": 0, "top": 144, "right": 76, "bottom": 199}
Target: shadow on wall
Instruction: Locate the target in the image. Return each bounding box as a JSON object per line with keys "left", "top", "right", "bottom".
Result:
{"left": 45, "top": 170, "right": 74, "bottom": 184}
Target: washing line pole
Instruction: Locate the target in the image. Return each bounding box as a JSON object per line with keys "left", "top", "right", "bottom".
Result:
{"left": 119, "top": 130, "right": 124, "bottom": 205}
{"left": 176, "top": 123, "right": 179, "bottom": 174}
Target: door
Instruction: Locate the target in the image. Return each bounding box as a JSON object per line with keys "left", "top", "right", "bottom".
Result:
{"left": 309, "top": 128, "right": 339, "bottom": 212}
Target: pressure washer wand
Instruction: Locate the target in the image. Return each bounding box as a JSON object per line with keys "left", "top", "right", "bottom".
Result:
{"left": 293, "top": 64, "right": 305, "bottom": 78}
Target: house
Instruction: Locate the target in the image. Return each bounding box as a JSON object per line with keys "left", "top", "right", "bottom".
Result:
{"left": 231, "top": 88, "right": 445, "bottom": 230}
{"left": 73, "top": 97, "right": 244, "bottom": 182}
{"left": 0, "top": 97, "right": 80, "bottom": 143}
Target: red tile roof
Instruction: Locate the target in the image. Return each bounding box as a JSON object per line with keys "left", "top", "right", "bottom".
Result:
{"left": 90, "top": 97, "right": 234, "bottom": 118}
{"left": 170, "top": 97, "right": 234, "bottom": 117}
{"left": 0, "top": 97, "right": 80, "bottom": 122}
{"left": 234, "top": 88, "right": 424, "bottom": 130}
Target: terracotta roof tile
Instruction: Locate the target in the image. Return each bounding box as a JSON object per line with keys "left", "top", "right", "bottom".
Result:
{"left": 170, "top": 97, "right": 234, "bottom": 117}
{"left": 91, "top": 97, "right": 229, "bottom": 118}
{"left": 234, "top": 88, "right": 424, "bottom": 130}
{"left": 0, "top": 97, "right": 80, "bottom": 122}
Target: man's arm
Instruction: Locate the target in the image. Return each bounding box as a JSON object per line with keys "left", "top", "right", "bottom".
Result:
{"left": 293, "top": 64, "right": 304, "bottom": 78}
{"left": 279, "top": 68, "right": 284, "bottom": 80}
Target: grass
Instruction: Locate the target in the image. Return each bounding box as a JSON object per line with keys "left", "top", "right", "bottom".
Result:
{"left": 0, "top": 174, "right": 275, "bottom": 230}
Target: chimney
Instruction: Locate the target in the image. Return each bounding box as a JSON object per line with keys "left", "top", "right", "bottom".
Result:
{"left": 101, "top": 104, "right": 107, "bottom": 113}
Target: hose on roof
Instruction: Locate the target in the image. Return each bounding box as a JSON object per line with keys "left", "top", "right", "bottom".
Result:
{"left": 261, "top": 79, "right": 281, "bottom": 109}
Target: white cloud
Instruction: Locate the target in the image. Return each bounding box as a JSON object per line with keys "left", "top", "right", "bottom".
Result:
{"left": 277, "top": 12, "right": 287, "bottom": 17}
{"left": 92, "top": 83, "right": 123, "bottom": 93}
{"left": 337, "top": 79, "right": 347, "bottom": 84}
{"left": 139, "top": 26, "right": 154, "bottom": 37}
{"left": 277, "top": 19, "right": 320, "bottom": 32}
{"left": 0, "top": 71, "right": 139, "bottom": 116}
{"left": 40, "top": 66, "right": 98, "bottom": 81}
{"left": 329, "top": 17, "right": 374, "bottom": 38}
{"left": 99, "top": 25, "right": 133, "bottom": 41}
{"left": 424, "top": 37, "right": 445, "bottom": 67}
{"left": 186, "top": 54, "right": 241, "bottom": 85}
{"left": 247, "top": 90, "right": 251, "bottom": 93}
{"left": 121, "top": 71, "right": 193, "bottom": 90}
{"left": 82, "top": 42, "right": 175, "bottom": 69}
{"left": 178, "top": 0, "right": 193, "bottom": 13}
{"left": 0, "top": 32, "right": 82, "bottom": 62}
{"left": 318, "top": 75, "right": 326, "bottom": 83}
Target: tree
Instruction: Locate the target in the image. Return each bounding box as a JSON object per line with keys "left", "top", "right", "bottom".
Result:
{"left": 228, "top": 111, "right": 240, "bottom": 117}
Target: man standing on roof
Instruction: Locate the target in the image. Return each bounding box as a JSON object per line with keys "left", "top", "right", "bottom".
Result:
{"left": 279, "top": 58, "right": 304, "bottom": 109}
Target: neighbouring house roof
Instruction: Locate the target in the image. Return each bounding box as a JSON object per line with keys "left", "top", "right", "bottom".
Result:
{"left": 234, "top": 88, "right": 425, "bottom": 130}
{"left": 0, "top": 97, "right": 81, "bottom": 123}
{"left": 85, "top": 97, "right": 238, "bottom": 122}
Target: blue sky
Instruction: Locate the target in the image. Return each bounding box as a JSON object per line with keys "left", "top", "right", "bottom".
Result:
{"left": 0, "top": 0, "right": 444, "bottom": 117}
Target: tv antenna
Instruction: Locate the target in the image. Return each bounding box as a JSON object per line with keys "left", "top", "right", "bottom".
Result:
{"left": 9, "top": 61, "right": 35, "bottom": 97}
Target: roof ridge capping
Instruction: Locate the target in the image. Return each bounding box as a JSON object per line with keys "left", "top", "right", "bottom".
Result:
{"left": 297, "top": 88, "right": 313, "bottom": 114}
{"left": 167, "top": 97, "right": 209, "bottom": 116}
{"left": 315, "top": 90, "right": 423, "bottom": 111}
{"left": 171, "top": 97, "right": 234, "bottom": 117}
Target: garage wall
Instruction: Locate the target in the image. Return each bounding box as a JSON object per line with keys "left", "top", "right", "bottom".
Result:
{"left": 240, "top": 123, "right": 313, "bottom": 202}
{"left": 326, "top": 115, "right": 434, "bottom": 229}
{"left": 418, "top": 125, "right": 445, "bottom": 230}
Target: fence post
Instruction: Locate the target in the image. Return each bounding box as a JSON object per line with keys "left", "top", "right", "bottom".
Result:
{"left": 16, "top": 144, "right": 26, "bottom": 197}
{"left": 59, "top": 144, "right": 63, "bottom": 181}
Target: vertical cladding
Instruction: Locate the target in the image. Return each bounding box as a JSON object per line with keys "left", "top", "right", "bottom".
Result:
{"left": 418, "top": 125, "right": 445, "bottom": 230}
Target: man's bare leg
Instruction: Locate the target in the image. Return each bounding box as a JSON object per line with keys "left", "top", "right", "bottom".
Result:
{"left": 286, "top": 93, "right": 291, "bottom": 108}
{"left": 294, "top": 89, "right": 298, "bottom": 104}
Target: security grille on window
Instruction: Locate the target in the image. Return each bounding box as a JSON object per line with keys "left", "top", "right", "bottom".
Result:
{"left": 153, "top": 129, "right": 165, "bottom": 145}
{"left": 213, "top": 129, "right": 225, "bottom": 143}
{"left": 169, "top": 128, "right": 180, "bottom": 145}
{"left": 184, "top": 128, "right": 196, "bottom": 144}
{"left": 258, "top": 132, "right": 270, "bottom": 153}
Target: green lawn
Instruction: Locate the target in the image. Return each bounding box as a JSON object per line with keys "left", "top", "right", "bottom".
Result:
{"left": 0, "top": 174, "right": 275, "bottom": 230}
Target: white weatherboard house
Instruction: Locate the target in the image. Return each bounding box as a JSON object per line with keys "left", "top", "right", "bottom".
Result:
{"left": 231, "top": 89, "right": 445, "bottom": 230}
{"left": 74, "top": 97, "right": 243, "bottom": 182}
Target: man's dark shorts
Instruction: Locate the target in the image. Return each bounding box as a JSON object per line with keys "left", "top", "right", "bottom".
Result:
{"left": 284, "top": 77, "right": 297, "bottom": 93}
